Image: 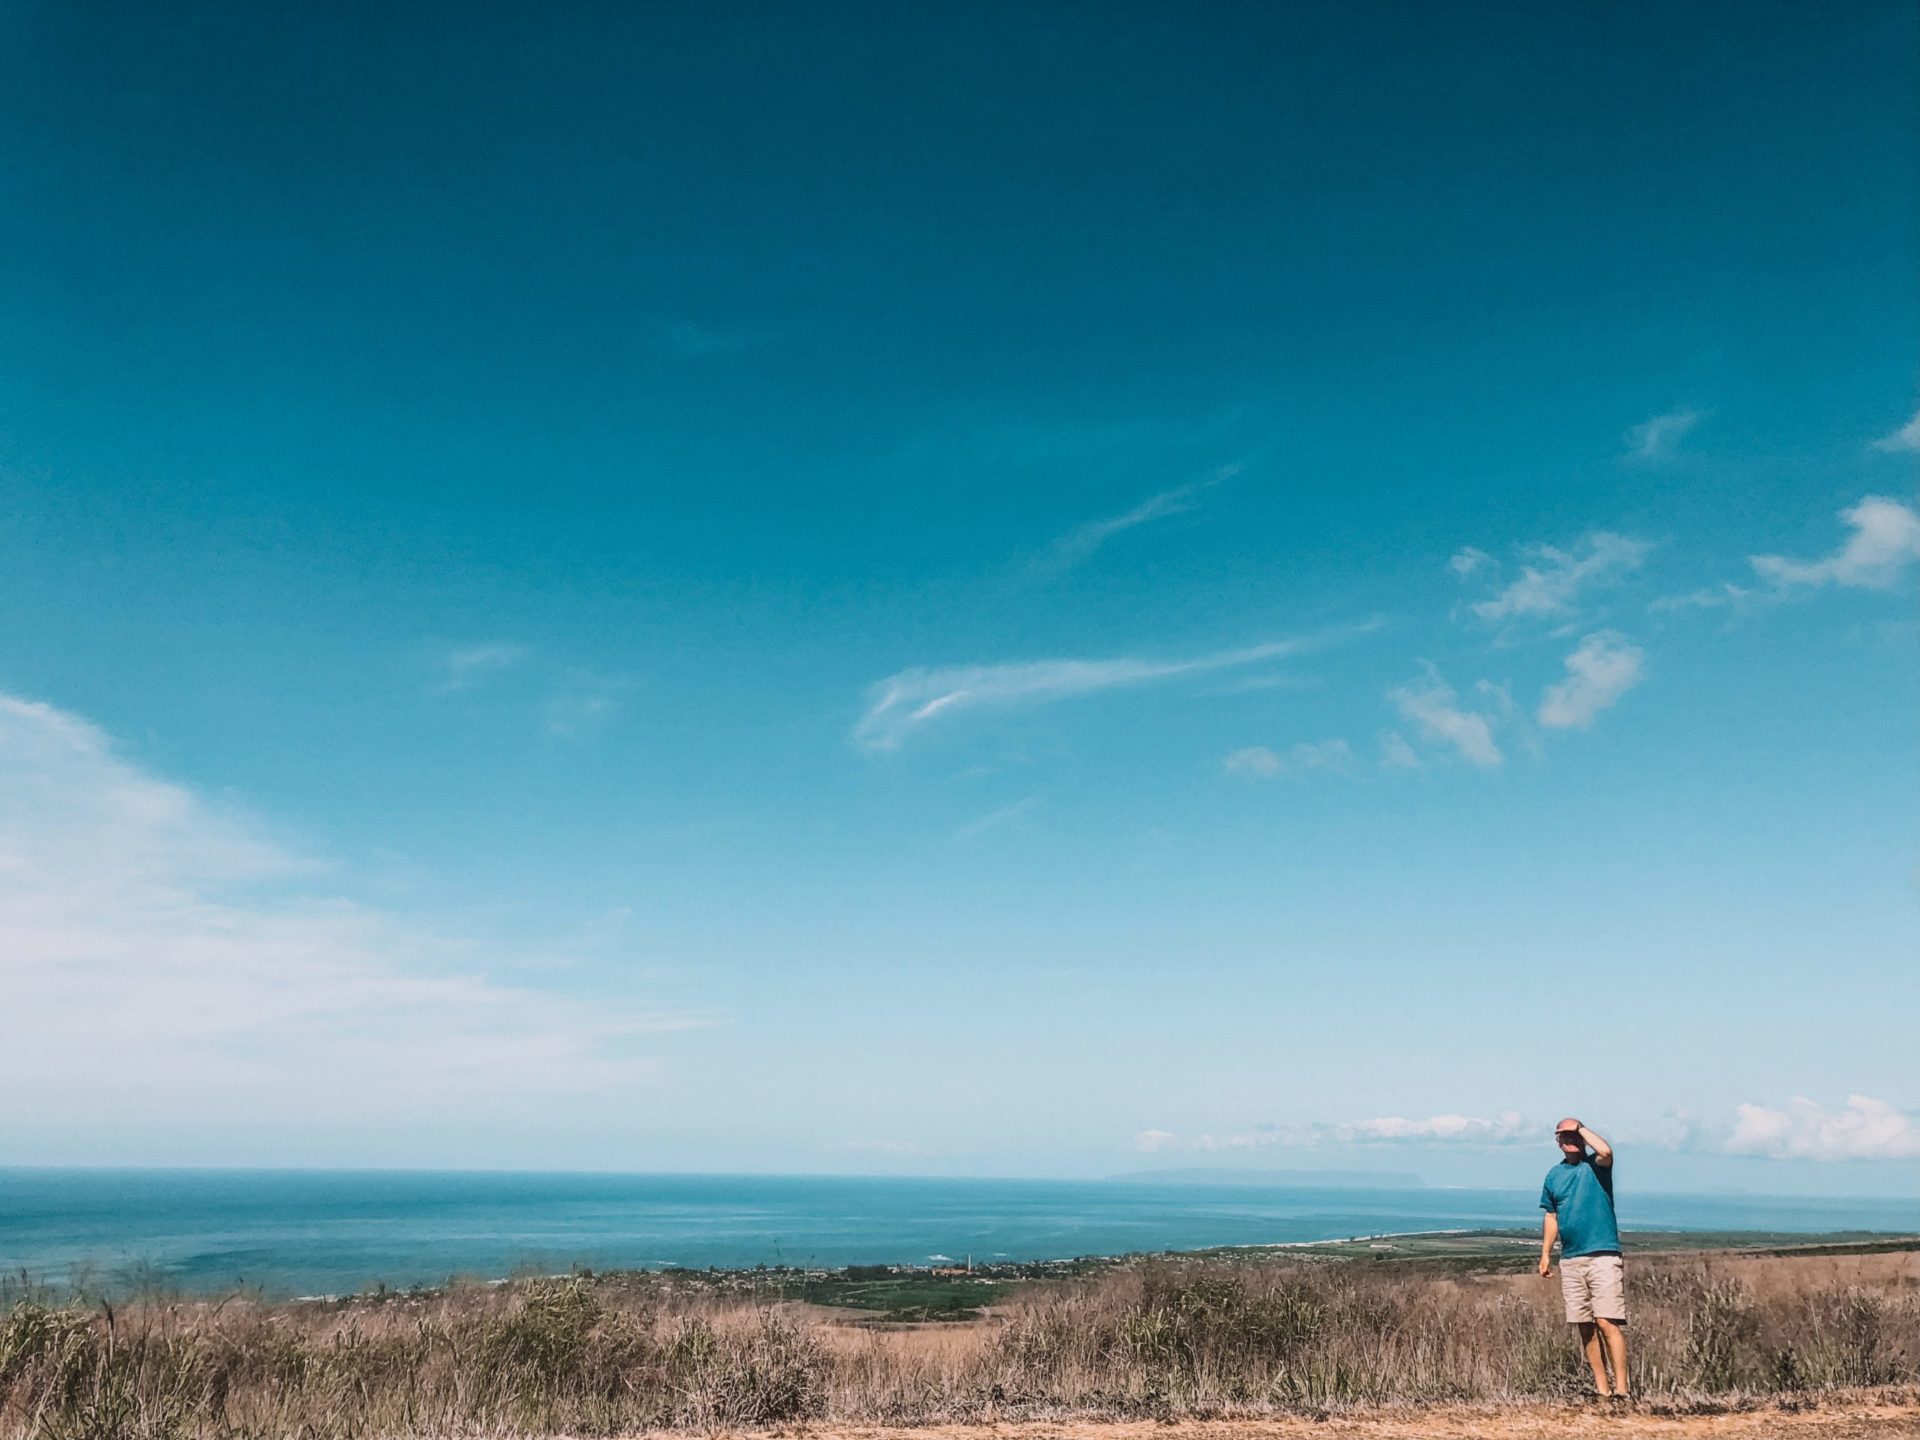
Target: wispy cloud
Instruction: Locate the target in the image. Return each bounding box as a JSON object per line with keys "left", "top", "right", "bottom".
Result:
{"left": 1750, "top": 496, "right": 1920, "bottom": 591}
{"left": 436, "top": 643, "right": 529, "bottom": 693}
{"left": 1626, "top": 408, "right": 1702, "bottom": 462}
{"left": 546, "top": 671, "right": 632, "bottom": 738}
{"left": 1649, "top": 582, "right": 1758, "bottom": 615}
{"left": 1387, "top": 666, "right": 1502, "bottom": 768}
{"left": 1032, "top": 467, "right": 1238, "bottom": 575}
{"left": 1152, "top": 1111, "right": 1536, "bottom": 1153}
{"left": 833, "top": 1139, "right": 936, "bottom": 1157}
{"left": 1726, "top": 1095, "right": 1920, "bottom": 1162}
{"left": 653, "top": 321, "right": 772, "bottom": 357}
{"left": 1148, "top": 1098, "right": 1920, "bottom": 1163}
{"left": 1377, "top": 731, "right": 1421, "bottom": 771}
{"left": 954, "top": 796, "right": 1040, "bottom": 839}
{"left": 1467, "top": 532, "right": 1652, "bottom": 622}
{"left": 1222, "top": 746, "right": 1282, "bottom": 778}
{"left": 1222, "top": 739, "right": 1356, "bottom": 779}
{"left": 1447, "top": 546, "right": 1491, "bottom": 579}
{"left": 1340, "top": 1112, "right": 1533, "bottom": 1144}
{"left": 1537, "top": 631, "right": 1646, "bottom": 730}
{"left": 0, "top": 691, "right": 715, "bottom": 1139}
{"left": 1870, "top": 407, "right": 1920, "bottom": 453}
{"left": 855, "top": 624, "right": 1372, "bottom": 751}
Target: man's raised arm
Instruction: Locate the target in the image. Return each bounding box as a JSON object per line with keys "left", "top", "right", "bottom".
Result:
{"left": 1580, "top": 1124, "right": 1613, "bottom": 1166}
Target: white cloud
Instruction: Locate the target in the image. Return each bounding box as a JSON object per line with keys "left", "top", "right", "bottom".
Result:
{"left": 1725, "top": 1095, "right": 1920, "bottom": 1162}
{"left": 954, "top": 796, "right": 1040, "bottom": 838}
{"left": 1223, "top": 746, "right": 1282, "bottom": 778}
{"left": 1034, "top": 466, "right": 1235, "bottom": 575}
{"left": 1377, "top": 731, "right": 1421, "bottom": 771}
{"left": 1537, "top": 631, "right": 1647, "bottom": 730}
{"left": 834, "top": 1139, "right": 935, "bottom": 1157}
{"left": 1151, "top": 1100, "right": 1920, "bottom": 1163}
{"left": 1468, "top": 532, "right": 1651, "bottom": 622}
{"left": 1291, "top": 739, "right": 1355, "bottom": 774}
{"left": 1649, "top": 582, "right": 1757, "bottom": 614}
{"left": 546, "top": 671, "right": 632, "bottom": 738}
{"left": 1448, "top": 546, "right": 1491, "bottom": 579}
{"left": 437, "top": 643, "right": 528, "bottom": 693}
{"left": 1177, "top": 1111, "right": 1535, "bottom": 1152}
{"left": 1387, "top": 667, "right": 1502, "bottom": 768}
{"left": 1626, "top": 408, "right": 1702, "bottom": 462}
{"left": 1870, "top": 408, "right": 1920, "bottom": 453}
{"left": 1223, "top": 739, "right": 1355, "bottom": 779}
{"left": 1750, "top": 496, "right": 1920, "bottom": 591}
{"left": 1343, "top": 1111, "right": 1532, "bottom": 1144}
{"left": 0, "top": 692, "right": 715, "bottom": 1141}
{"left": 855, "top": 624, "right": 1370, "bottom": 751}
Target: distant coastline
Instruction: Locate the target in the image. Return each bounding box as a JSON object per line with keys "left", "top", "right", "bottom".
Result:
{"left": 1107, "top": 1167, "right": 1425, "bottom": 1187}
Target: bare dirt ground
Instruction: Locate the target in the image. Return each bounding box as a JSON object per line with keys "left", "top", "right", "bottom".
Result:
{"left": 734, "top": 1398, "right": 1920, "bottom": 1440}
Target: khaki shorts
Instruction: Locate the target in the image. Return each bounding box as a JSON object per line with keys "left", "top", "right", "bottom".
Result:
{"left": 1560, "top": 1253, "right": 1627, "bottom": 1323}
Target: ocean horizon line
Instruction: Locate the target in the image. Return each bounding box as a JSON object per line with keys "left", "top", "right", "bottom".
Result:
{"left": 0, "top": 1164, "right": 1910, "bottom": 1205}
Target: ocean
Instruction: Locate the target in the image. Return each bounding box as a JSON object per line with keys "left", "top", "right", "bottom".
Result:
{"left": 1, "top": 1168, "right": 1911, "bottom": 1300}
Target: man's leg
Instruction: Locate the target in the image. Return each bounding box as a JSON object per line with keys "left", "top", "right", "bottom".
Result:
{"left": 1576, "top": 1321, "right": 1610, "bottom": 1395}
{"left": 1594, "top": 1317, "right": 1628, "bottom": 1397}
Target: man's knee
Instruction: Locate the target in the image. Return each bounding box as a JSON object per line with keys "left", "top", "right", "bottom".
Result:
{"left": 1593, "top": 1316, "right": 1624, "bottom": 1336}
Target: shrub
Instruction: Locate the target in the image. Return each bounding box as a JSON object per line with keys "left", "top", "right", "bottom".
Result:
{"left": 664, "top": 1313, "right": 826, "bottom": 1426}
{"left": 1685, "top": 1277, "right": 1758, "bottom": 1392}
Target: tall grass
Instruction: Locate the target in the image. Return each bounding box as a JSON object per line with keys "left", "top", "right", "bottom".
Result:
{"left": 2, "top": 1251, "right": 1914, "bottom": 1437}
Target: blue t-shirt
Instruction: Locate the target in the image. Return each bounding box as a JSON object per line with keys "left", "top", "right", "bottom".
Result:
{"left": 1540, "top": 1156, "right": 1620, "bottom": 1257}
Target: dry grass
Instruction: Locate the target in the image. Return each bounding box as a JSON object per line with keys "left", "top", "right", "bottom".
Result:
{"left": 2, "top": 1249, "right": 1915, "bottom": 1438}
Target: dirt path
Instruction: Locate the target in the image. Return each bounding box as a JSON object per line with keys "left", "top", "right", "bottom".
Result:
{"left": 752, "top": 1402, "right": 1920, "bottom": 1439}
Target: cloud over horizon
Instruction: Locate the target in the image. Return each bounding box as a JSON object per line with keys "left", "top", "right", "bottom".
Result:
{"left": 1139, "top": 1096, "right": 1920, "bottom": 1163}
{"left": 1726, "top": 1096, "right": 1920, "bottom": 1162}
{"left": 0, "top": 692, "right": 716, "bottom": 1145}
{"left": 1136, "top": 1111, "right": 1536, "bottom": 1154}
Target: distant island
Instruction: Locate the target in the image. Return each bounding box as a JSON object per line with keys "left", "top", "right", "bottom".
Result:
{"left": 1107, "top": 1167, "right": 1425, "bottom": 1188}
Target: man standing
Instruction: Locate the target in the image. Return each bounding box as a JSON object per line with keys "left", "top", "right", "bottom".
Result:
{"left": 1538, "top": 1117, "right": 1628, "bottom": 1400}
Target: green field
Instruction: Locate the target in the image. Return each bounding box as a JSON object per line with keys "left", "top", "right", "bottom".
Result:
{"left": 790, "top": 1272, "right": 1006, "bottom": 1321}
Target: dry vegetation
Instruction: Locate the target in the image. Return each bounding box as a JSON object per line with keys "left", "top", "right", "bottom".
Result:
{"left": 2, "top": 1248, "right": 1915, "bottom": 1438}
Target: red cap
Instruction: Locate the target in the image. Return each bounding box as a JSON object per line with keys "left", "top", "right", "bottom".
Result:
{"left": 1555, "top": 1117, "right": 1582, "bottom": 1135}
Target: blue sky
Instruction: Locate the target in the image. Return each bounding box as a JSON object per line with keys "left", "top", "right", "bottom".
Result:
{"left": 2, "top": 2, "right": 1916, "bottom": 1195}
